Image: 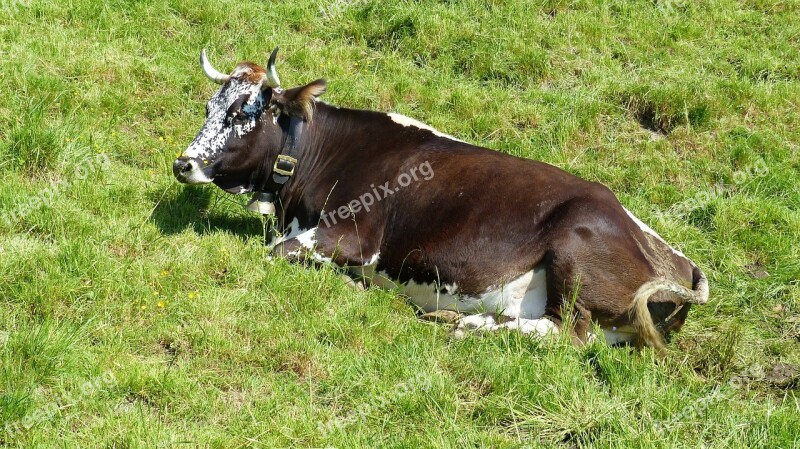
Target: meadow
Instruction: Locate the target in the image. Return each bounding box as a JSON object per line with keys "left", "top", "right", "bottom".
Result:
{"left": 0, "top": 0, "right": 799, "bottom": 447}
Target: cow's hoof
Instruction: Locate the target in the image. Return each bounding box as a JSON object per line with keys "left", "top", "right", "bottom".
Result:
{"left": 451, "top": 313, "right": 497, "bottom": 339}
{"left": 419, "top": 310, "right": 462, "bottom": 325}
{"left": 451, "top": 313, "right": 559, "bottom": 340}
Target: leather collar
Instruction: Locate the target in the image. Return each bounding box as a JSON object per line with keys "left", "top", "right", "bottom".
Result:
{"left": 262, "top": 115, "right": 304, "bottom": 194}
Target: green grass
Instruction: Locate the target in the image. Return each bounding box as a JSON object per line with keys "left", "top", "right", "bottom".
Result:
{"left": 1, "top": 0, "right": 799, "bottom": 447}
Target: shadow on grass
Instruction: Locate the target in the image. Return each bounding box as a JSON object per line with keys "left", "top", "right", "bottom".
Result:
{"left": 149, "top": 185, "right": 263, "bottom": 240}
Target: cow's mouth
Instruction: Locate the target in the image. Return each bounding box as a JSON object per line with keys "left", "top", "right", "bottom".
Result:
{"left": 211, "top": 174, "right": 252, "bottom": 194}
{"left": 173, "top": 156, "right": 214, "bottom": 184}
{"left": 219, "top": 183, "right": 252, "bottom": 194}
{"left": 173, "top": 157, "right": 252, "bottom": 194}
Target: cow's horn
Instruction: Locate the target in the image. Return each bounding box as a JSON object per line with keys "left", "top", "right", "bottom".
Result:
{"left": 200, "top": 49, "right": 230, "bottom": 85}
{"left": 264, "top": 47, "right": 281, "bottom": 88}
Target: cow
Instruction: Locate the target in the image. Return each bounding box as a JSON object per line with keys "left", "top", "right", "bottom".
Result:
{"left": 172, "top": 48, "right": 709, "bottom": 355}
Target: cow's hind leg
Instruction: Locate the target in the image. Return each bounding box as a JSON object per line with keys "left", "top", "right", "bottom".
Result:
{"left": 541, "top": 249, "right": 599, "bottom": 344}
{"left": 541, "top": 196, "right": 657, "bottom": 346}
{"left": 453, "top": 313, "right": 558, "bottom": 339}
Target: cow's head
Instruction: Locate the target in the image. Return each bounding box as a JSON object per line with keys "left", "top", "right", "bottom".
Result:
{"left": 173, "top": 48, "right": 326, "bottom": 194}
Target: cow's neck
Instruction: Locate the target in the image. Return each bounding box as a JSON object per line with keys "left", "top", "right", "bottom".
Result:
{"left": 246, "top": 114, "right": 303, "bottom": 216}
{"left": 269, "top": 103, "right": 371, "bottom": 231}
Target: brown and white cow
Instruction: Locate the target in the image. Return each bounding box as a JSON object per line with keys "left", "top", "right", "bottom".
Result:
{"left": 173, "top": 48, "right": 709, "bottom": 354}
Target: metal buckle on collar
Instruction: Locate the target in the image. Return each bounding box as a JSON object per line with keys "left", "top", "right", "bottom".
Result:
{"left": 273, "top": 155, "right": 297, "bottom": 177}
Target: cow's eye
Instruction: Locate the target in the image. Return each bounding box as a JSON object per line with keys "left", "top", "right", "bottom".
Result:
{"left": 229, "top": 111, "right": 249, "bottom": 124}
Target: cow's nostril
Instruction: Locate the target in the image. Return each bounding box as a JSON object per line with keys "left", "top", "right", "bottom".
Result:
{"left": 172, "top": 157, "right": 192, "bottom": 178}
{"left": 182, "top": 161, "right": 193, "bottom": 173}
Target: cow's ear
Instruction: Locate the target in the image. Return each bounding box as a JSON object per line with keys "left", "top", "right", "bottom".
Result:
{"left": 270, "top": 79, "right": 327, "bottom": 122}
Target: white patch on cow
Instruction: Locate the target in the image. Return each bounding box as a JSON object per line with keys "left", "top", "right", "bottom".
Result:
{"left": 365, "top": 253, "right": 380, "bottom": 266}
{"left": 387, "top": 113, "right": 465, "bottom": 143}
{"left": 295, "top": 227, "right": 317, "bottom": 249}
{"left": 372, "top": 265, "right": 548, "bottom": 319}
{"left": 623, "top": 207, "right": 687, "bottom": 258}
{"left": 361, "top": 264, "right": 632, "bottom": 344}
{"left": 452, "top": 313, "right": 558, "bottom": 339}
{"left": 441, "top": 283, "right": 459, "bottom": 295}
{"left": 269, "top": 219, "right": 333, "bottom": 264}
{"left": 310, "top": 251, "right": 333, "bottom": 264}
{"left": 294, "top": 227, "right": 334, "bottom": 264}
{"left": 184, "top": 73, "right": 265, "bottom": 162}
{"left": 269, "top": 218, "right": 303, "bottom": 249}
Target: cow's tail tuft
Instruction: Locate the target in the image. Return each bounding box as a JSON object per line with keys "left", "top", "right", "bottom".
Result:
{"left": 690, "top": 265, "right": 710, "bottom": 305}
{"left": 629, "top": 268, "right": 709, "bottom": 356}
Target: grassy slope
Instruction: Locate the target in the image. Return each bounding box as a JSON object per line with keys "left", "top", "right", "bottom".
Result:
{"left": 1, "top": 0, "right": 799, "bottom": 447}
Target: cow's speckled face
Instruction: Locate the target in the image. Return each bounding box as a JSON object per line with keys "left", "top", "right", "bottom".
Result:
{"left": 173, "top": 64, "right": 274, "bottom": 193}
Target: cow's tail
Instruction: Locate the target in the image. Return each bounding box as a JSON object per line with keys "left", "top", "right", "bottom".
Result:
{"left": 629, "top": 264, "right": 709, "bottom": 356}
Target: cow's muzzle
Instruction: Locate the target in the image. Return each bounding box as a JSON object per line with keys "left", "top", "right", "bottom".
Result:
{"left": 173, "top": 156, "right": 213, "bottom": 184}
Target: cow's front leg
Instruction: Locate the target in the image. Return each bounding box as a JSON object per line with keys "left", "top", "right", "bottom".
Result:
{"left": 270, "top": 237, "right": 307, "bottom": 264}
{"left": 268, "top": 223, "right": 334, "bottom": 265}
{"left": 270, "top": 236, "right": 366, "bottom": 290}
{"left": 453, "top": 313, "right": 559, "bottom": 339}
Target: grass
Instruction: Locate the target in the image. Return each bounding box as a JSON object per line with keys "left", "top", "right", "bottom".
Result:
{"left": 1, "top": 0, "right": 799, "bottom": 447}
